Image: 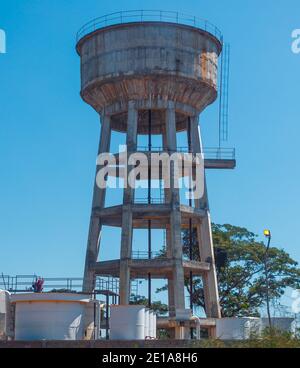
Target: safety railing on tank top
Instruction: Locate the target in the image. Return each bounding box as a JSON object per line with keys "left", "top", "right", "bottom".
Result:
{"left": 76, "top": 10, "right": 223, "bottom": 44}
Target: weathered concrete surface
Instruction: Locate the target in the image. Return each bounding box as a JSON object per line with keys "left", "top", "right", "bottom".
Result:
{"left": 93, "top": 259, "right": 210, "bottom": 278}
{"left": 77, "top": 22, "right": 221, "bottom": 131}
{"left": 83, "top": 115, "right": 111, "bottom": 292}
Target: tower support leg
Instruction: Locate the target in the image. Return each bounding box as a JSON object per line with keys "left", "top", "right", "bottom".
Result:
{"left": 190, "top": 115, "right": 221, "bottom": 318}
{"left": 165, "top": 103, "right": 186, "bottom": 318}
{"left": 83, "top": 114, "right": 111, "bottom": 293}
{"left": 119, "top": 101, "right": 138, "bottom": 304}
{"left": 119, "top": 206, "right": 133, "bottom": 304}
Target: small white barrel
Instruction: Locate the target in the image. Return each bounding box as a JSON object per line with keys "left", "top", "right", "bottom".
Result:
{"left": 144, "top": 309, "right": 150, "bottom": 339}
{"left": 110, "top": 305, "right": 145, "bottom": 340}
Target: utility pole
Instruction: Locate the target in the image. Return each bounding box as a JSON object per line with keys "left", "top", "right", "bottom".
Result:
{"left": 264, "top": 229, "right": 272, "bottom": 330}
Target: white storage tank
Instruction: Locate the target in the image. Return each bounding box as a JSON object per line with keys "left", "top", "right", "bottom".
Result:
{"left": 260, "top": 318, "right": 295, "bottom": 334}
{"left": 216, "top": 318, "right": 260, "bottom": 340}
{"left": 11, "top": 293, "right": 91, "bottom": 341}
{"left": 247, "top": 317, "right": 261, "bottom": 338}
{"left": 0, "top": 290, "right": 12, "bottom": 340}
{"left": 110, "top": 305, "right": 145, "bottom": 340}
{"left": 153, "top": 313, "right": 157, "bottom": 339}
{"left": 149, "top": 310, "right": 154, "bottom": 339}
{"left": 144, "top": 309, "right": 150, "bottom": 339}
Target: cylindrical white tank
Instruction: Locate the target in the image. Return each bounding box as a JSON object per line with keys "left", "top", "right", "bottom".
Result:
{"left": 149, "top": 310, "right": 154, "bottom": 339}
{"left": 260, "top": 318, "right": 294, "bottom": 334}
{"left": 11, "top": 293, "right": 91, "bottom": 341}
{"left": 216, "top": 318, "right": 260, "bottom": 340}
{"left": 153, "top": 313, "right": 157, "bottom": 339}
{"left": 110, "top": 305, "right": 145, "bottom": 340}
{"left": 0, "top": 290, "right": 11, "bottom": 339}
{"left": 144, "top": 309, "right": 150, "bottom": 339}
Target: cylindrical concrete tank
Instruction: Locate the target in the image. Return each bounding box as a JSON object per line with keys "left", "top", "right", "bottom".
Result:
{"left": 11, "top": 293, "right": 91, "bottom": 341}
{"left": 76, "top": 11, "right": 222, "bottom": 134}
{"left": 110, "top": 305, "right": 145, "bottom": 340}
{"left": 144, "top": 308, "right": 150, "bottom": 339}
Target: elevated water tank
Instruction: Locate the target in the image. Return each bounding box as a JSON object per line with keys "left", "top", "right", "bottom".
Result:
{"left": 11, "top": 293, "right": 92, "bottom": 341}
{"left": 76, "top": 13, "right": 222, "bottom": 133}
{"left": 110, "top": 305, "right": 145, "bottom": 340}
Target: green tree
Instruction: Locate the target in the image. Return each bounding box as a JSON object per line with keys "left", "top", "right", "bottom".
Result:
{"left": 130, "top": 294, "right": 168, "bottom": 315}
{"left": 157, "top": 224, "right": 300, "bottom": 318}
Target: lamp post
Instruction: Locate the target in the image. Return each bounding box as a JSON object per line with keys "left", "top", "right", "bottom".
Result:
{"left": 263, "top": 229, "right": 272, "bottom": 329}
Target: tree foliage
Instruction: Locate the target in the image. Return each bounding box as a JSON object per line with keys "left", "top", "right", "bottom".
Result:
{"left": 156, "top": 224, "right": 300, "bottom": 317}
{"left": 190, "top": 224, "right": 300, "bottom": 317}
{"left": 130, "top": 295, "right": 168, "bottom": 315}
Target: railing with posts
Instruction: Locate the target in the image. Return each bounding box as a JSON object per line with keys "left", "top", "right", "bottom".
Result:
{"left": 0, "top": 274, "right": 120, "bottom": 296}
{"left": 136, "top": 146, "right": 236, "bottom": 160}
{"left": 132, "top": 251, "right": 166, "bottom": 260}
{"left": 203, "top": 147, "right": 236, "bottom": 160}
{"left": 76, "top": 10, "right": 223, "bottom": 44}
{"left": 134, "top": 197, "right": 164, "bottom": 204}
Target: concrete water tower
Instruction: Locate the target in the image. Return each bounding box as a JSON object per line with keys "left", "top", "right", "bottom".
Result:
{"left": 76, "top": 11, "right": 235, "bottom": 338}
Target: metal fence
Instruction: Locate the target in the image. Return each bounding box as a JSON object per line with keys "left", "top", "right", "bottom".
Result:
{"left": 76, "top": 10, "right": 223, "bottom": 43}
{"left": 0, "top": 274, "right": 119, "bottom": 296}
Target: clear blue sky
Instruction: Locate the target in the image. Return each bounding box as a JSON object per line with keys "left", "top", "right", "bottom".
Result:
{"left": 0, "top": 1, "right": 299, "bottom": 307}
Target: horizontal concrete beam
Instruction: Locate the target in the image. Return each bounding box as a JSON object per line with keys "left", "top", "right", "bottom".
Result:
{"left": 92, "top": 204, "right": 205, "bottom": 229}
{"left": 205, "top": 159, "right": 236, "bottom": 170}
{"left": 157, "top": 317, "right": 216, "bottom": 329}
{"left": 93, "top": 259, "right": 210, "bottom": 278}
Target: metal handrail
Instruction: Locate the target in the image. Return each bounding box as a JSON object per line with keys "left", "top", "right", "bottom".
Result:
{"left": 136, "top": 146, "right": 236, "bottom": 160}
{"left": 204, "top": 147, "right": 236, "bottom": 160}
{"left": 76, "top": 10, "right": 223, "bottom": 43}
{"left": 0, "top": 275, "right": 120, "bottom": 295}
{"left": 134, "top": 197, "right": 164, "bottom": 204}
{"left": 132, "top": 251, "right": 166, "bottom": 260}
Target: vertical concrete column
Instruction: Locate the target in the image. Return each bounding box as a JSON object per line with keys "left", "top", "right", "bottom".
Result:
{"left": 123, "top": 101, "right": 138, "bottom": 204}
{"left": 83, "top": 114, "right": 111, "bottom": 292}
{"left": 191, "top": 115, "right": 221, "bottom": 318}
{"left": 165, "top": 102, "right": 186, "bottom": 313}
{"left": 167, "top": 278, "right": 175, "bottom": 318}
{"left": 119, "top": 101, "right": 138, "bottom": 304}
{"left": 162, "top": 130, "right": 171, "bottom": 204}
{"left": 190, "top": 115, "right": 206, "bottom": 209}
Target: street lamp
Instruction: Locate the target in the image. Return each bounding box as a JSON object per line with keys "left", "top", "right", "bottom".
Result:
{"left": 264, "top": 229, "right": 272, "bottom": 241}
{"left": 263, "top": 229, "right": 272, "bottom": 329}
